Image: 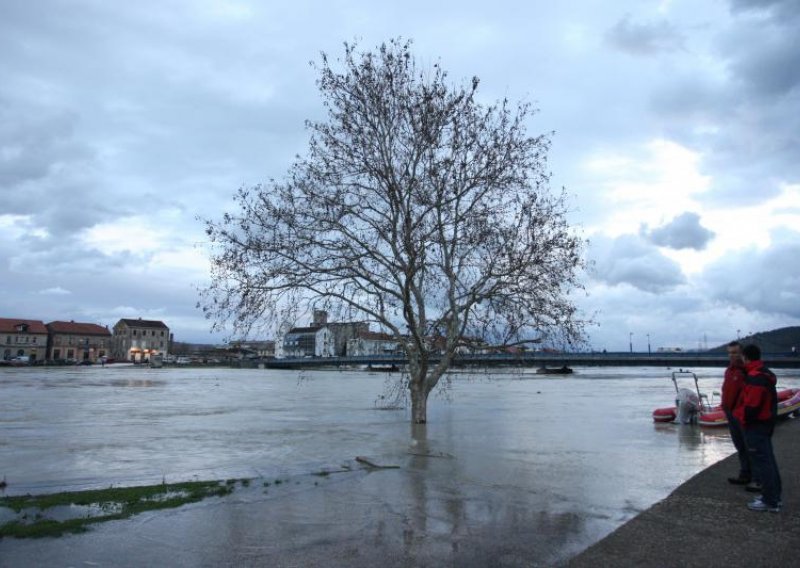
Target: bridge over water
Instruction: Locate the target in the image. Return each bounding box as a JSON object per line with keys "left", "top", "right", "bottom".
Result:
{"left": 260, "top": 352, "right": 800, "bottom": 370}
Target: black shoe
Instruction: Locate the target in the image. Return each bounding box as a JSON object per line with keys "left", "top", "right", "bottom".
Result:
{"left": 745, "top": 482, "right": 763, "bottom": 493}
{"left": 728, "top": 476, "right": 751, "bottom": 485}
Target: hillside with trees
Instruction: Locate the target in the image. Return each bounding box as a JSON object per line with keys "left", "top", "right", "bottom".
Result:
{"left": 709, "top": 326, "right": 800, "bottom": 355}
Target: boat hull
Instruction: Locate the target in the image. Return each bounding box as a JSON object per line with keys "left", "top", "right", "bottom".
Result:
{"left": 697, "top": 388, "right": 800, "bottom": 427}
{"left": 652, "top": 407, "right": 677, "bottom": 422}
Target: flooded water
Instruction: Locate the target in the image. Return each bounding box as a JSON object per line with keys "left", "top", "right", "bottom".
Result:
{"left": 2, "top": 364, "right": 799, "bottom": 563}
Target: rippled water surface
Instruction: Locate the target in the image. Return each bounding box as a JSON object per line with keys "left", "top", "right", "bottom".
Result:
{"left": 2, "top": 364, "right": 798, "bottom": 512}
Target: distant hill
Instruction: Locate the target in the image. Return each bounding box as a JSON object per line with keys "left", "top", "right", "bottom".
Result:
{"left": 708, "top": 326, "right": 800, "bottom": 355}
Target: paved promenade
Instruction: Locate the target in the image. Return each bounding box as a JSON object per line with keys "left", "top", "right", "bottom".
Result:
{"left": 568, "top": 417, "right": 800, "bottom": 567}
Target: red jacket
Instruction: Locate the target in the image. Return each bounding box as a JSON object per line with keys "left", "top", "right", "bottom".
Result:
{"left": 733, "top": 360, "right": 777, "bottom": 428}
{"left": 721, "top": 362, "right": 746, "bottom": 412}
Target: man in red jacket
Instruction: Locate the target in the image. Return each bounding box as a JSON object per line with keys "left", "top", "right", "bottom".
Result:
{"left": 734, "top": 344, "right": 782, "bottom": 512}
{"left": 721, "top": 341, "right": 750, "bottom": 485}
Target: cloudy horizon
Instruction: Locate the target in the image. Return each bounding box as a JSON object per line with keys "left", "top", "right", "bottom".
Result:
{"left": 1, "top": 0, "right": 798, "bottom": 351}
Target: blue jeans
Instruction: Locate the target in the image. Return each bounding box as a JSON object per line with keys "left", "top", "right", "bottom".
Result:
{"left": 745, "top": 425, "right": 782, "bottom": 507}
{"left": 725, "top": 411, "right": 751, "bottom": 479}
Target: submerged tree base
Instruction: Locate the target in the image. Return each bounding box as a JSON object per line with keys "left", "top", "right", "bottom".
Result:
{"left": 0, "top": 480, "right": 237, "bottom": 539}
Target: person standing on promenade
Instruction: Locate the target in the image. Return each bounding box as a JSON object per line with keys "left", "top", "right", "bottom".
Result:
{"left": 722, "top": 341, "right": 750, "bottom": 485}
{"left": 734, "top": 344, "right": 782, "bottom": 512}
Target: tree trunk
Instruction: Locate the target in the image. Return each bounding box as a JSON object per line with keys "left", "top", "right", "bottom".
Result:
{"left": 410, "top": 382, "right": 428, "bottom": 424}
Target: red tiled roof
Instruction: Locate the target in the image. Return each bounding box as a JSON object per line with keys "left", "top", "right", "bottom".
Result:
{"left": 0, "top": 318, "right": 48, "bottom": 334}
{"left": 46, "top": 321, "right": 111, "bottom": 336}
{"left": 117, "top": 318, "right": 169, "bottom": 329}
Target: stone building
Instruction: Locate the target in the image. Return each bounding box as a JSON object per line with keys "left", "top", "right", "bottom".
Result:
{"left": 280, "top": 310, "right": 369, "bottom": 358}
{"left": 0, "top": 318, "right": 48, "bottom": 363}
{"left": 112, "top": 318, "right": 170, "bottom": 362}
{"left": 347, "top": 330, "right": 401, "bottom": 357}
{"left": 46, "top": 321, "right": 112, "bottom": 363}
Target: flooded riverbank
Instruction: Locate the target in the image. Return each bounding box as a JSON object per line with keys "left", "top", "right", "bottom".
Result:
{"left": 2, "top": 365, "right": 799, "bottom": 564}
{"left": 3, "top": 365, "right": 799, "bottom": 497}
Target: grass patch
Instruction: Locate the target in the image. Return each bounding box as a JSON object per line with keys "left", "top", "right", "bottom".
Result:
{"left": 0, "top": 480, "right": 234, "bottom": 539}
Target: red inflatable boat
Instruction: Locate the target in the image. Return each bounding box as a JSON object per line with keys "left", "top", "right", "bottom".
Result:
{"left": 652, "top": 370, "right": 800, "bottom": 426}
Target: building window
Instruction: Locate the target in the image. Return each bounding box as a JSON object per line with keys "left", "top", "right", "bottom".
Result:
{"left": 33, "top": 336, "right": 38, "bottom": 343}
{"left": 67, "top": 349, "right": 74, "bottom": 359}
{"left": 53, "top": 349, "right": 61, "bottom": 359}
{"left": 133, "top": 330, "right": 137, "bottom": 336}
{"left": 161, "top": 331, "right": 164, "bottom": 337}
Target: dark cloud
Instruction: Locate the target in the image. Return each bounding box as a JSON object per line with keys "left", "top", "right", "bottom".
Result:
{"left": 589, "top": 235, "right": 687, "bottom": 293}
{"left": 0, "top": 103, "right": 88, "bottom": 187}
{"left": 729, "top": 0, "right": 800, "bottom": 19}
{"left": 701, "top": 237, "right": 800, "bottom": 318}
{"left": 641, "top": 212, "right": 715, "bottom": 250}
{"left": 648, "top": 1, "right": 800, "bottom": 209}
{"left": 724, "top": 23, "right": 800, "bottom": 98}
{"left": 605, "top": 15, "right": 685, "bottom": 55}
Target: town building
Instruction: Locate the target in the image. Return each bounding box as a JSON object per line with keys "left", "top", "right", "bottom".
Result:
{"left": 0, "top": 318, "right": 48, "bottom": 363}
{"left": 347, "top": 330, "right": 401, "bottom": 357}
{"left": 46, "top": 321, "right": 112, "bottom": 363}
{"left": 327, "top": 321, "right": 370, "bottom": 356}
{"left": 282, "top": 326, "right": 334, "bottom": 358}
{"left": 230, "top": 340, "right": 275, "bottom": 359}
{"left": 280, "top": 310, "right": 369, "bottom": 358}
{"left": 112, "top": 318, "right": 170, "bottom": 362}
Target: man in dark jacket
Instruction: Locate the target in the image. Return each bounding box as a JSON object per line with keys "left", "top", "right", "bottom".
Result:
{"left": 733, "top": 344, "right": 782, "bottom": 512}
{"left": 721, "top": 341, "right": 750, "bottom": 485}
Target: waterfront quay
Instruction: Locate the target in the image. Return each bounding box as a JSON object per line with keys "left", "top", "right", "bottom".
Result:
{"left": 261, "top": 351, "right": 800, "bottom": 370}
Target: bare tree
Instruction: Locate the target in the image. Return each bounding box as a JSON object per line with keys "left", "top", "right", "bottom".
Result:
{"left": 202, "top": 39, "right": 585, "bottom": 423}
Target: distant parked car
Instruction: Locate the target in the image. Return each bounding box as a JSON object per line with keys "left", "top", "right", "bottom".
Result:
{"left": 176, "top": 356, "right": 192, "bottom": 365}
{"left": 10, "top": 356, "right": 30, "bottom": 365}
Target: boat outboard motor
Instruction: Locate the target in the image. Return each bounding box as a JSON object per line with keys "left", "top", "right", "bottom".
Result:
{"left": 675, "top": 388, "right": 700, "bottom": 424}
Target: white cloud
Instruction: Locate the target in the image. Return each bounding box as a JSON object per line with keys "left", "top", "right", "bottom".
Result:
{"left": 582, "top": 139, "right": 712, "bottom": 236}
{"left": 588, "top": 234, "right": 687, "bottom": 293}
{"left": 38, "top": 287, "right": 71, "bottom": 296}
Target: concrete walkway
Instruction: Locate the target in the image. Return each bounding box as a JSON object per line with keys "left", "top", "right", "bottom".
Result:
{"left": 567, "top": 417, "right": 800, "bottom": 567}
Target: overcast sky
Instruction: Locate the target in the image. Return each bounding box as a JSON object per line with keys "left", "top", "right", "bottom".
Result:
{"left": 1, "top": 0, "right": 798, "bottom": 351}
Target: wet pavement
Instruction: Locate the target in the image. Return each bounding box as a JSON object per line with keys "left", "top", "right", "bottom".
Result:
{"left": 1, "top": 365, "right": 799, "bottom": 566}
{"left": 569, "top": 416, "right": 800, "bottom": 567}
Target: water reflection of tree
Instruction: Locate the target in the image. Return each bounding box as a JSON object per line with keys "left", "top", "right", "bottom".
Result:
{"left": 399, "top": 424, "right": 589, "bottom": 565}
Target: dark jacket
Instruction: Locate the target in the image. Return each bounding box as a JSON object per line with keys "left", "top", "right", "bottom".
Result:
{"left": 733, "top": 360, "right": 777, "bottom": 429}
{"left": 721, "top": 362, "right": 746, "bottom": 412}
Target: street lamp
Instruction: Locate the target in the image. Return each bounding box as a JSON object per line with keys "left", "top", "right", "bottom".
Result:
{"left": 629, "top": 332, "right": 633, "bottom": 354}
{"left": 647, "top": 333, "right": 651, "bottom": 355}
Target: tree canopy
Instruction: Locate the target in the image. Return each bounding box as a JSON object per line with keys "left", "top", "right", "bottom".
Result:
{"left": 202, "top": 39, "right": 586, "bottom": 422}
